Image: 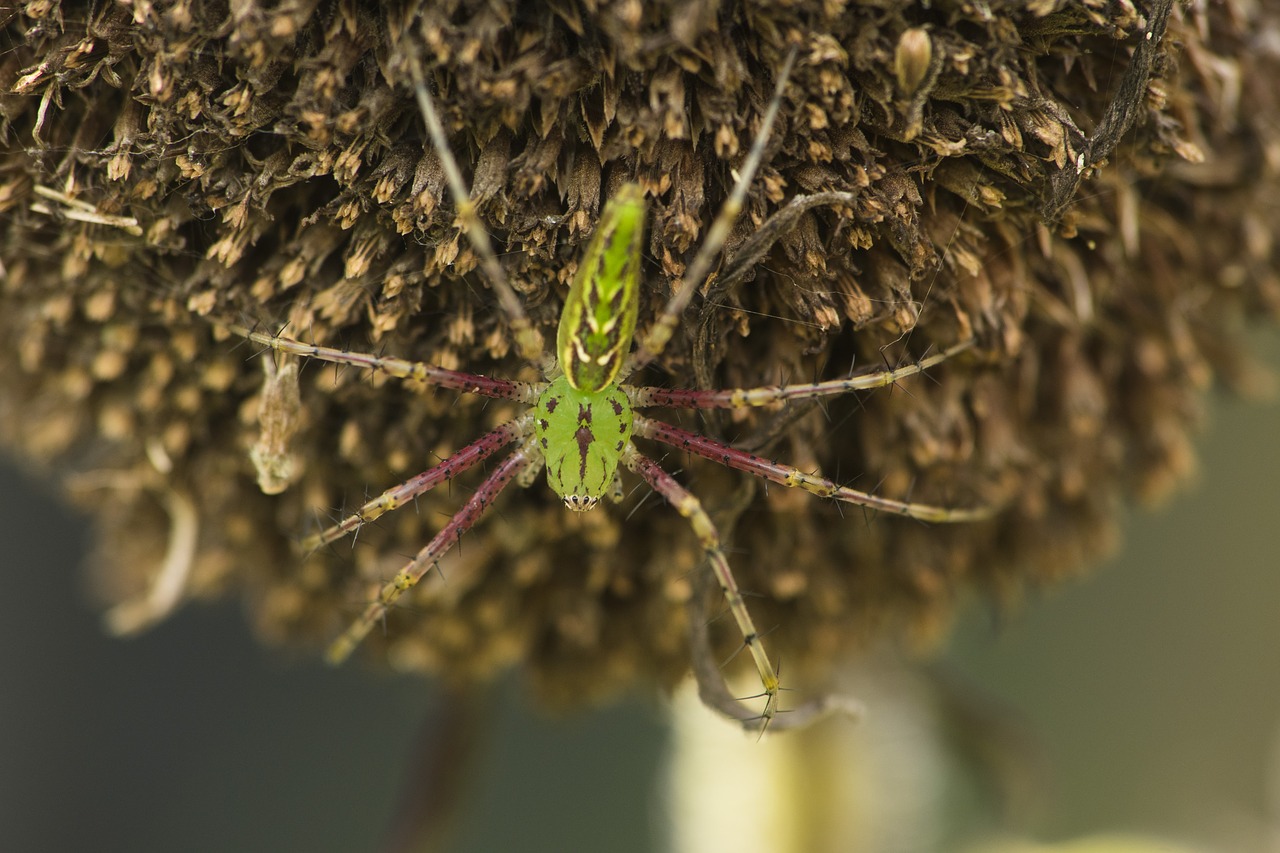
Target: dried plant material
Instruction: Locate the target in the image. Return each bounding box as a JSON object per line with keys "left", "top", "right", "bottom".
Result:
{"left": 248, "top": 355, "right": 303, "bottom": 496}
{"left": 895, "top": 28, "right": 933, "bottom": 98}
{"left": 65, "top": 440, "right": 200, "bottom": 636}
{"left": 2, "top": 1, "right": 1278, "bottom": 715}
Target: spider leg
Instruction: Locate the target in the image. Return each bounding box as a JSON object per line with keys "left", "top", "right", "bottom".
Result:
{"left": 606, "top": 471, "right": 625, "bottom": 505}
{"left": 516, "top": 449, "right": 546, "bottom": 488}
{"left": 403, "top": 54, "right": 548, "bottom": 371}
{"left": 634, "top": 414, "right": 996, "bottom": 523}
{"left": 622, "top": 47, "right": 798, "bottom": 378}
{"left": 305, "top": 415, "right": 535, "bottom": 550}
{"left": 628, "top": 339, "right": 974, "bottom": 409}
{"left": 326, "top": 438, "right": 538, "bottom": 665}
{"left": 621, "top": 443, "right": 784, "bottom": 731}
{"left": 686, "top": 585, "right": 864, "bottom": 733}
{"left": 230, "top": 325, "right": 543, "bottom": 403}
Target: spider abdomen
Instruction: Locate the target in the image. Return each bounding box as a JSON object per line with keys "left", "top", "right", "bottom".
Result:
{"left": 556, "top": 184, "right": 645, "bottom": 393}
{"left": 534, "top": 375, "right": 633, "bottom": 511}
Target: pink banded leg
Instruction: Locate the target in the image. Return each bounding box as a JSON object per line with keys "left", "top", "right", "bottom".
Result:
{"left": 404, "top": 57, "right": 547, "bottom": 370}
{"left": 326, "top": 439, "right": 538, "bottom": 665}
{"left": 622, "top": 47, "right": 799, "bottom": 379}
{"left": 686, "top": 590, "right": 864, "bottom": 733}
{"left": 621, "top": 443, "right": 783, "bottom": 730}
{"left": 230, "top": 326, "right": 544, "bottom": 404}
{"left": 628, "top": 340, "right": 974, "bottom": 409}
{"left": 305, "top": 415, "right": 535, "bottom": 550}
{"left": 634, "top": 415, "right": 995, "bottom": 523}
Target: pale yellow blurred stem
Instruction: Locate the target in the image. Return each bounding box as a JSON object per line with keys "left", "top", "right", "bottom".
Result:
{"left": 662, "top": 664, "right": 954, "bottom": 853}
{"left": 664, "top": 670, "right": 1213, "bottom": 853}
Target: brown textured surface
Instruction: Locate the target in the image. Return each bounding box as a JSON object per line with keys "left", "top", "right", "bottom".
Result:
{"left": 2, "top": 1, "right": 1277, "bottom": 710}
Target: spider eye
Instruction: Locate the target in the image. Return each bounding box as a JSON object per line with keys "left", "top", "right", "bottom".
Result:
{"left": 563, "top": 495, "right": 599, "bottom": 512}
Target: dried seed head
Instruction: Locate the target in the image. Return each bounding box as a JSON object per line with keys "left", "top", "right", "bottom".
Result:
{"left": 2, "top": 1, "right": 1277, "bottom": 712}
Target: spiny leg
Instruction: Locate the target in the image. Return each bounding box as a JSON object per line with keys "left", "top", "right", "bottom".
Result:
{"left": 622, "top": 46, "right": 799, "bottom": 378}
{"left": 607, "top": 471, "right": 625, "bottom": 505}
{"left": 685, "top": 574, "right": 864, "bottom": 733}
{"left": 622, "top": 443, "right": 790, "bottom": 731}
{"left": 326, "top": 439, "right": 538, "bottom": 665}
{"left": 305, "top": 415, "right": 534, "bottom": 550}
{"left": 229, "top": 325, "right": 543, "bottom": 404}
{"left": 516, "top": 449, "right": 546, "bottom": 488}
{"left": 634, "top": 415, "right": 994, "bottom": 523}
{"left": 404, "top": 54, "right": 547, "bottom": 369}
{"left": 628, "top": 339, "right": 975, "bottom": 410}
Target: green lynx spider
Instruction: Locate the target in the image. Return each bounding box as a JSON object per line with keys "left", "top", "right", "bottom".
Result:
{"left": 235, "top": 48, "right": 992, "bottom": 731}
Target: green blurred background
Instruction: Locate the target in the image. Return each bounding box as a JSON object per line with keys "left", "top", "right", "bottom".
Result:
{"left": 1, "top": 332, "right": 1276, "bottom": 853}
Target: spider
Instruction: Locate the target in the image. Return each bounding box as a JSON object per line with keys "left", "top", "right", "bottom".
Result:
{"left": 233, "top": 46, "right": 994, "bottom": 732}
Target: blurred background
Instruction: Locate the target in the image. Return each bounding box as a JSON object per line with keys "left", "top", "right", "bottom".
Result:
{"left": 1, "top": 331, "right": 1277, "bottom": 853}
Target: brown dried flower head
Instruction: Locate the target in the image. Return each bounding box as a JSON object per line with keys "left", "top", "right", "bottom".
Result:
{"left": 1, "top": 1, "right": 1277, "bottom": 714}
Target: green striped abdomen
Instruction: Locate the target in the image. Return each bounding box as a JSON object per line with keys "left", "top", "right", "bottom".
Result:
{"left": 556, "top": 183, "right": 645, "bottom": 393}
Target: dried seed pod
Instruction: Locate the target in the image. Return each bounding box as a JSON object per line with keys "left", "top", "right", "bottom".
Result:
{"left": 1, "top": 1, "right": 1277, "bottom": 714}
